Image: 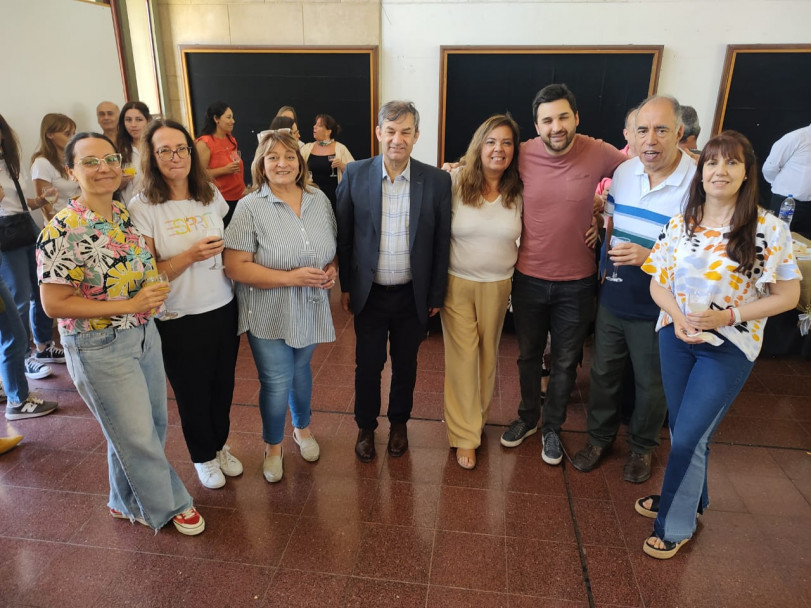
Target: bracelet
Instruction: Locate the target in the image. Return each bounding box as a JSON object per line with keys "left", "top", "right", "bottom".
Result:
{"left": 168, "top": 258, "right": 177, "bottom": 277}
{"left": 728, "top": 308, "right": 735, "bottom": 326}
{"left": 733, "top": 307, "right": 742, "bottom": 325}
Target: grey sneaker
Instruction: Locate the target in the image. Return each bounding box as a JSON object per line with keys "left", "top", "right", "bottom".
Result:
{"left": 500, "top": 419, "right": 538, "bottom": 448}
{"left": 542, "top": 430, "right": 563, "bottom": 465}
{"left": 5, "top": 393, "right": 58, "bottom": 420}
{"left": 24, "top": 358, "right": 52, "bottom": 380}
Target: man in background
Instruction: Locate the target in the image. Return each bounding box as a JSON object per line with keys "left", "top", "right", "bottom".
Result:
{"left": 763, "top": 122, "right": 811, "bottom": 238}
{"left": 96, "top": 101, "right": 119, "bottom": 141}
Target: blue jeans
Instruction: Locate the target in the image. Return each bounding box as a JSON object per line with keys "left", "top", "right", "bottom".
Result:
{"left": 62, "top": 321, "right": 192, "bottom": 529}
{"left": 655, "top": 325, "right": 754, "bottom": 542}
{"left": 0, "top": 244, "right": 53, "bottom": 346}
{"left": 0, "top": 271, "right": 30, "bottom": 404}
{"left": 248, "top": 333, "right": 315, "bottom": 445}
{"left": 512, "top": 271, "right": 596, "bottom": 433}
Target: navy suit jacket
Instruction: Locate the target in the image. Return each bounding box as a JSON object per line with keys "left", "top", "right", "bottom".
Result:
{"left": 336, "top": 155, "right": 452, "bottom": 325}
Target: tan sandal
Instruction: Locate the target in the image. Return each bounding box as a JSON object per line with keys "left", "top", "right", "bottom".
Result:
{"left": 456, "top": 448, "right": 476, "bottom": 470}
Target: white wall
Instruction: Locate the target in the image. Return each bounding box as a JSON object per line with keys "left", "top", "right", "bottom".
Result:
{"left": 1, "top": 0, "right": 124, "bottom": 164}
{"left": 380, "top": 0, "right": 811, "bottom": 164}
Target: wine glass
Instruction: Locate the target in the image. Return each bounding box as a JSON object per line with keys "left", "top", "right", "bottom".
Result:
{"left": 144, "top": 270, "right": 178, "bottom": 320}
{"left": 205, "top": 227, "right": 224, "bottom": 270}
{"left": 684, "top": 291, "right": 712, "bottom": 337}
{"left": 41, "top": 186, "right": 58, "bottom": 205}
{"left": 301, "top": 251, "right": 325, "bottom": 304}
{"left": 231, "top": 151, "right": 241, "bottom": 163}
{"left": 605, "top": 236, "right": 630, "bottom": 282}
{"left": 328, "top": 155, "right": 337, "bottom": 178}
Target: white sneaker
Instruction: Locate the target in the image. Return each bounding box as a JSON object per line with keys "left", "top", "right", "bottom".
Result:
{"left": 216, "top": 445, "right": 243, "bottom": 476}
{"left": 194, "top": 459, "right": 225, "bottom": 489}
{"left": 293, "top": 429, "right": 320, "bottom": 462}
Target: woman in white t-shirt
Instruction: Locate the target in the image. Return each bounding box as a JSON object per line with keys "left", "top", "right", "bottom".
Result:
{"left": 128, "top": 118, "right": 242, "bottom": 491}
{"left": 30, "top": 113, "right": 80, "bottom": 221}
{"left": 441, "top": 115, "right": 523, "bottom": 470}
{"left": 638, "top": 131, "right": 801, "bottom": 559}
{"left": 116, "top": 101, "right": 151, "bottom": 205}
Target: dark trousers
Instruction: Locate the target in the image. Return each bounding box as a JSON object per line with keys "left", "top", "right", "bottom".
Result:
{"left": 156, "top": 299, "right": 239, "bottom": 463}
{"left": 587, "top": 305, "right": 666, "bottom": 453}
{"left": 353, "top": 282, "right": 426, "bottom": 430}
{"left": 511, "top": 271, "right": 596, "bottom": 434}
{"left": 770, "top": 193, "right": 811, "bottom": 239}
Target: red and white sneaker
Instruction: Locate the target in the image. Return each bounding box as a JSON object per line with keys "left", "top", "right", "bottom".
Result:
{"left": 109, "top": 507, "right": 148, "bottom": 527}
{"left": 172, "top": 507, "right": 205, "bottom": 536}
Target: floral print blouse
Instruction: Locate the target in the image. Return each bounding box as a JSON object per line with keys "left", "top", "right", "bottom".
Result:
{"left": 37, "top": 199, "right": 157, "bottom": 335}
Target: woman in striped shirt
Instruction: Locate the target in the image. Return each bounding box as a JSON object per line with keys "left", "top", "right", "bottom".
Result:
{"left": 224, "top": 130, "right": 336, "bottom": 483}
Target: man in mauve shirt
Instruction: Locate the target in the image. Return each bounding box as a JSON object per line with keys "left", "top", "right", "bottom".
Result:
{"left": 500, "top": 83, "right": 627, "bottom": 467}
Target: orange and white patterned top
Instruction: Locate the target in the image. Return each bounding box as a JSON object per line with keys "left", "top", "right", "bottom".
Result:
{"left": 642, "top": 209, "right": 802, "bottom": 361}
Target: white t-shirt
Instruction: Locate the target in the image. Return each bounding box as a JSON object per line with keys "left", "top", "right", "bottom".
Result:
{"left": 30, "top": 156, "right": 80, "bottom": 213}
{"left": 0, "top": 159, "right": 36, "bottom": 216}
{"left": 448, "top": 187, "right": 523, "bottom": 282}
{"left": 128, "top": 189, "right": 234, "bottom": 318}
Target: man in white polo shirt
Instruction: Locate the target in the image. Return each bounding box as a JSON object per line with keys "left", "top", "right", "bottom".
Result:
{"left": 571, "top": 95, "right": 696, "bottom": 483}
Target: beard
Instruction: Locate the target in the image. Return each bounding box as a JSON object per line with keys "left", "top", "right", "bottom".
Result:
{"left": 542, "top": 128, "right": 575, "bottom": 153}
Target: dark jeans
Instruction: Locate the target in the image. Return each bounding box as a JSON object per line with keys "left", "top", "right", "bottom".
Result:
{"left": 770, "top": 193, "right": 811, "bottom": 239}
{"left": 353, "top": 282, "right": 426, "bottom": 430}
{"left": 512, "top": 271, "right": 596, "bottom": 434}
{"left": 587, "top": 305, "right": 666, "bottom": 453}
{"left": 156, "top": 299, "right": 239, "bottom": 463}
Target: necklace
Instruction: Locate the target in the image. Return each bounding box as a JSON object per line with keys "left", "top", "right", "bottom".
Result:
{"left": 317, "top": 139, "right": 334, "bottom": 147}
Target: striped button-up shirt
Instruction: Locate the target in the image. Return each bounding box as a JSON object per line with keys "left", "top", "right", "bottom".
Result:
{"left": 224, "top": 183, "right": 336, "bottom": 348}
{"left": 375, "top": 159, "right": 412, "bottom": 285}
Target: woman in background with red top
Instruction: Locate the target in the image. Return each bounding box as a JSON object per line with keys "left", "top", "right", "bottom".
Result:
{"left": 195, "top": 101, "right": 245, "bottom": 226}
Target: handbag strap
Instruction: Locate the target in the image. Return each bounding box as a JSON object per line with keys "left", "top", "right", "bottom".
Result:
{"left": 9, "top": 173, "right": 31, "bottom": 213}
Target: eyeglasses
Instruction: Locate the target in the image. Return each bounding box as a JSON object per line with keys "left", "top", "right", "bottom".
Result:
{"left": 155, "top": 146, "right": 192, "bottom": 161}
{"left": 76, "top": 154, "right": 123, "bottom": 169}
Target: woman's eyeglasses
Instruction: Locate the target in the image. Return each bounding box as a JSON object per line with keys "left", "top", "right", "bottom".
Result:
{"left": 155, "top": 146, "right": 192, "bottom": 161}
{"left": 76, "top": 154, "right": 123, "bottom": 169}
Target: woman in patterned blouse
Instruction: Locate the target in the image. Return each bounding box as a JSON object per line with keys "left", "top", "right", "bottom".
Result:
{"left": 638, "top": 131, "right": 801, "bottom": 559}
{"left": 37, "top": 132, "right": 206, "bottom": 536}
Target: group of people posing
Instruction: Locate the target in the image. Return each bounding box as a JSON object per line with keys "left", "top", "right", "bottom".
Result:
{"left": 0, "top": 86, "right": 800, "bottom": 561}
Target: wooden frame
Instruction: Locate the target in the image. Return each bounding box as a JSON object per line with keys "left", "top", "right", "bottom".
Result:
{"left": 180, "top": 45, "right": 379, "bottom": 157}
{"left": 438, "top": 45, "right": 663, "bottom": 164}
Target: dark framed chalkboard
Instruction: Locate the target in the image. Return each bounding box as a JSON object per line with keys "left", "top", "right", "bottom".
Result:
{"left": 438, "top": 46, "right": 662, "bottom": 165}
{"left": 180, "top": 46, "right": 378, "bottom": 182}
{"left": 712, "top": 44, "right": 811, "bottom": 197}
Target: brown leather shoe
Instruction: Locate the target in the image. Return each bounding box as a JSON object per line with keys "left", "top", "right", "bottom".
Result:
{"left": 571, "top": 441, "right": 607, "bottom": 472}
{"left": 355, "top": 429, "right": 376, "bottom": 463}
{"left": 387, "top": 423, "right": 408, "bottom": 457}
{"left": 623, "top": 451, "right": 652, "bottom": 483}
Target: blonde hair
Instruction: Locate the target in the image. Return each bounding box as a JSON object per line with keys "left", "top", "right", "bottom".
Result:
{"left": 31, "top": 113, "right": 77, "bottom": 179}
{"left": 250, "top": 130, "right": 310, "bottom": 191}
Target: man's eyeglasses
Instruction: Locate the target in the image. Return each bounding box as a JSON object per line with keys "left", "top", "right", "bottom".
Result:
{"left": 77, "top": 154, "right": 123, "bottom": 169}
{"left": 156, "top": 146, "right": 192, "bottom": 161}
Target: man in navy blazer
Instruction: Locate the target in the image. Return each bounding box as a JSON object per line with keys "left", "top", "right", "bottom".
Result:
{"left": 337, "top": 100, "right": 451, "bottom": 462}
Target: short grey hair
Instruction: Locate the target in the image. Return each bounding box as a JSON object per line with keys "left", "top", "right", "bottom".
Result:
{"left": 679, "top": 105, "right": 701, "bottom": 141}
{"left": 635, "top": 95, "right": 683, "bottom": 131}
{"left": 378, "top": 100, "right": 420, "bottom": 132}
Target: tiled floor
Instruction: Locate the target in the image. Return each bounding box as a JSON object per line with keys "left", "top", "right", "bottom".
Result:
{"left": 2, "top": 294, "right": 810, "bottom": 608}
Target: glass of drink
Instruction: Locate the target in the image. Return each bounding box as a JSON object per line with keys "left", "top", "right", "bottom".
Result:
{"left": 41, "top": 186, "right": 58, "bottom": 205}
{"left": 685, "top": 291, "right": 712, "bottom": 337}
{"left": 205, "top": 227, "right": 224, "bottom": 270}
{"left": 144, "top": 270, "right": 178, "bottom": 320}
{"left": 605, "top": 236, "right": 630, "bottom": 282}
{"left": 301, "top": 251, "right": 324, "bottom": 304}
{"left": 328, "top": 155, "right": 337, "bottom": 178}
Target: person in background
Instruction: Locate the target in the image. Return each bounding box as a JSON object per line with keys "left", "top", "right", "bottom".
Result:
{"left": 259, "top": 116, "right": 300, "bottom": 144}
{"left": 38, "top": 131, "right": 205, "bottom": 536}
{"left": 638, "top": 130, "right": 800, "bottom": 558}
{"left": 96, "top": 101, "right": 120, "bottom": 142}
{"left": 442, "top": 114, "right": 522, "bottom": 470}
{"left": 129, "top": 119, "right": 242, "bottom": 490}
{"left": 1, "top": 114, "right": 63, "bottom": 380}
{"left": 762, "top": 121, "right": 811, "bottom": 238}
{"left": 224, "top": 130, "right": 336, "bottom": 483}
{"left": 678, "top": 106, "right": 701, "bottom": 155}
{"left": 31, "top": 113, "right": 79, "bottom": 221}
{"left": 116, "top": 101, "right": 151, "bottom": 205}
{"left": 195, "top": 101, "right": 245, "bottom": 227}
{"left": 302, "top": 114, "right": 354, "bottom": 212}
{"left": 276, "top": 106, "right": 304, "bottom": 149}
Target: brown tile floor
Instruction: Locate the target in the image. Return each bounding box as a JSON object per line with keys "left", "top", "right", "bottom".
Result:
{"left": 2, "top": 296, "right": 810, "bottom": 608}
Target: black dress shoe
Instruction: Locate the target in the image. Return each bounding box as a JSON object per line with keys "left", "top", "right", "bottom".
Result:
{"left": 624, "top": 451, "right": 652, "bottom": 483}
{"left": 387, "top": 423, "right": 408, "bottom": 457}
{"left": 355, "top": 429, "right": 376, "bottom": 462}
{"left": 571, "top": 441, "right": 607, "bottom": 472}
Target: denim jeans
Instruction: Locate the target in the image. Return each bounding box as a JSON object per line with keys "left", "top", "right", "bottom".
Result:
{"left": 63, "top": 320, "right": 192, "bottom": 530}
{"left": 654, "top": 324, "right": 754, "bottom": 542}
{"left": 0, "top": 244, "right": 53, "bottom": 345}
{"left": 511, "top": 271, "right": 596, "bottom": 433}
{"left": 0, "top": 271, "right": 30, "bottom": 404}
{"left": 247, "top": 333, "right": 315, "bottom": 445}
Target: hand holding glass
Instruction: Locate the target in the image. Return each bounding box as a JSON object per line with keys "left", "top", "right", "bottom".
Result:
{"left": 328, "top": 155, "right": 337, "bottom": 177}
{"left": 685, "top": 292, "right": 712, "bottom": 337}
{"left": 205, "top": 227, "right": 224, "bottom": 270}
{"left": 605, "top": 236, "right": 631, "bottom": 282}
{"left": 41, "top": 186, "right": 58, "bottom": 205}
{"left": 144, "top": 270, "right": 178, "bottom": 319}
{"left": 302, "top": 252, "right": 325, "bottom": 303}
